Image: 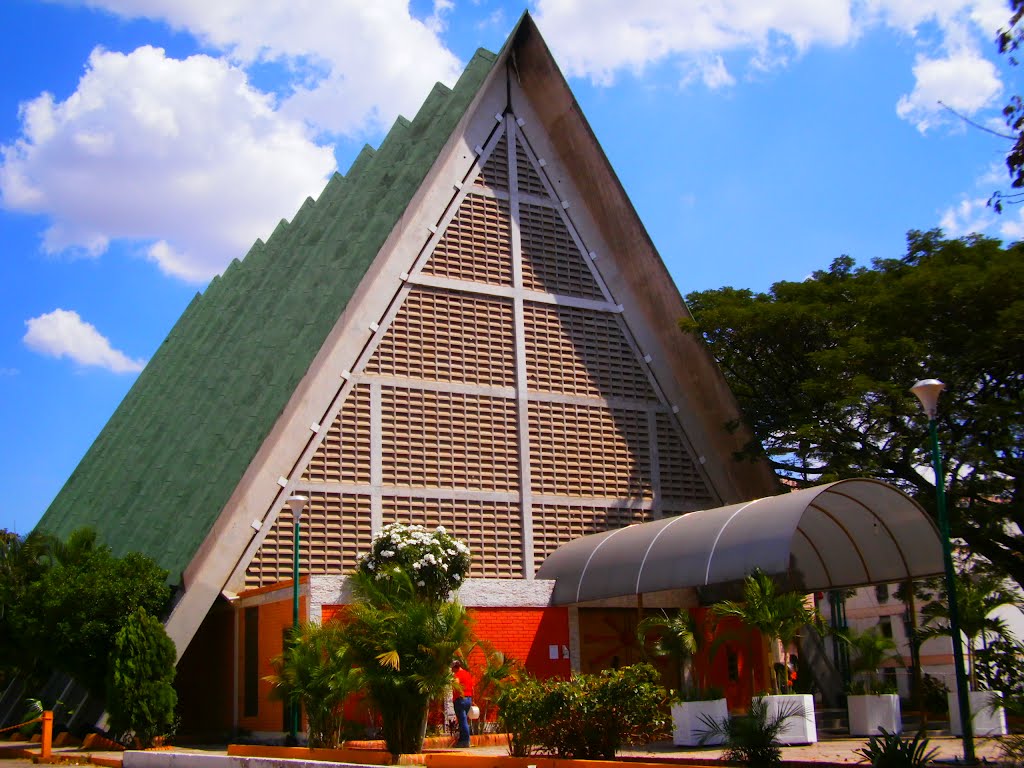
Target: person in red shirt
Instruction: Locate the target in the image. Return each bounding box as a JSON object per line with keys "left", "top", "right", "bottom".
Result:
{"left": 451, "top": 659, "right": 474, "bottom": 747}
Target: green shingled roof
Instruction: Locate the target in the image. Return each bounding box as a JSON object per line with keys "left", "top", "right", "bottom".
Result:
{"left": 36, "top": 48, "right": 498, "bottom": 582}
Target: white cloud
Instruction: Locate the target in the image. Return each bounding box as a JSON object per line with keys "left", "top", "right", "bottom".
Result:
{"left": 864, "top": 0, "right": 973, "bottom": 34}
{"left": 0, "top": 45, "right": 336, "bottom": 282}
{"left": 23, "top": 309, "right": 145, "bottom": 373}
{"left": 978, "top": 161, "right": 1009, "bottom": 187}
{"left": 998, "top": 207, "right": 1024, "bottom": 240}
{"left": 74, "top": 0, "right": 464, "bottom": 137}
{"left": 533, "top": 0, "right": 855, "bottom": 85}
{"left": 697, "top": 57, "right": 737, "bottom": 89}
{"left": 896, "top": 49, "right": 1003, "bottom": 132}
{"left": 939, "top": 196, "right": 996, "bottom": 235}
{"left": 532, "top": 0, "right": 1010, "bottom": 138}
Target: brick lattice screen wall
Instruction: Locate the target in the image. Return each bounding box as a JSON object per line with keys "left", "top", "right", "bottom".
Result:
{"left": 245, "top": 112, "right": 712, "bottom": 588}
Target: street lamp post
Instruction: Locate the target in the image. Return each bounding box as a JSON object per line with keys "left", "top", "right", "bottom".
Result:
{"left": 285, "top": 494, "right": 308, "bottom": 744}
{"left": 910, "top": 379, "right": 975, "bottom": 763}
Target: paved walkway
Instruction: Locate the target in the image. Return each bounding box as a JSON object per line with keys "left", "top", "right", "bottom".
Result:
{"left": 621, "top": 735, "right": 1008, "bottom": 764}
{"left": 0, "top": 733, "right": 1013, "bottom": 766}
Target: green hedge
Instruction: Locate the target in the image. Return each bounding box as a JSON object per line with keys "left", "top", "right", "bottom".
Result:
{"left": 496, "top": 663, "right": 668, "bottom": 759}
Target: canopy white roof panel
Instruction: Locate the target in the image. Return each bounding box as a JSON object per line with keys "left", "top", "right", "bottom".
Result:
{"left": 535, "top": 479, "right": 943, "bottom": 605}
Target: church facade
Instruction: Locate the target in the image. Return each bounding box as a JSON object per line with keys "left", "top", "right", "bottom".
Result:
{"left": 38, "top": 15, "right": 780, "bottom": 738}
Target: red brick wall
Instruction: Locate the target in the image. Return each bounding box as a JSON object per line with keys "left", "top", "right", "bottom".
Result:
{"left": 318, "top": 604, "right": 571, "bottom": 726}
{"left": 465, "top": 607, "right": 570, "bottom": 724}
{"left": 467, "top": 607, "right": 571, "bottom": 680}
{"left": 319, "top": 605, "right": 571, "bottom": 681}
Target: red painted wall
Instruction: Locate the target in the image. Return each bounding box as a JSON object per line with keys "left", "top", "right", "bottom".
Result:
{"left": 692, "top": 607, "right": 768, "bottom": 711}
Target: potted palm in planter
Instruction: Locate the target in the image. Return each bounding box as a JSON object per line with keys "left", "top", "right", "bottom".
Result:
{"left": 844, "top": 626, "right": 901, "bottom": 736}
{"left": 919, "top": 568, "right": 1015, "bottom": 737}
{"left": 711, "top": 569, "right": 824, "bottom": 744}
{"left": 637, "top": 609, "right": 727, "bottom": 746}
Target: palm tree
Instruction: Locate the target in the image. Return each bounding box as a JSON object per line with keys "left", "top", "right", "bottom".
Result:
{"left": 845, "top": 626, "right": 899, "bottom": 694}
{"left": 919, "top": 567, "right": 1020, "bottom": 690}
{"left": 711, "top": 570, "right": 823, "bottom": 695}
{"left": 462, "top": 640, "right": 519, "bottom": 729}
{"left": 343, "top": 568, "right": 473, "bottom": 756}
{"left": 636, "top": 609, "right": 708, "bottom": 695}
{"left": 265, "top": 620, "right": 362, "bottom": 748}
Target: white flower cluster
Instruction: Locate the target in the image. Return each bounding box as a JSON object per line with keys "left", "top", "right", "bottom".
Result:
{"left": 357, "top": 522, "right": 471, "bottom": 600}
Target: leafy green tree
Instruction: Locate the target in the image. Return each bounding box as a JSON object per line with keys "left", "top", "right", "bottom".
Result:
{"left": 265, "top": 620, "right": 362, "bottom": 748}
{"left": 681, "top": 231, "right": 1024, "bottom": 591}
{"left": 0, "top": 529, "right": 52, "bottom": 685}
{"left": 918, "top": 566, "right": 1020, "bottom": 690}
{"left": 995, "top": 2, "right": 1024, "bottom": 211}
{"left": 711, "top": 570, "right": 824, "bottom": 695}
{"left": 107, "top": 607, "right": 177, "bottom": 748}
{"left": 11, "top": 528, "right": 171, "bottom": 697}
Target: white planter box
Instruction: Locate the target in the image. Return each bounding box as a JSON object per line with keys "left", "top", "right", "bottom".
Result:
{"left": 948, "top": 690, "right": 1008, "bottom": 737}
{"left": 848, "top": 694, "right": 901, "bottom": 736}
{"left": 762, "top": 694, "right": 817, "bottom": 744}
{"left": 671, "top": 698, "right": 729, "bottom": 746}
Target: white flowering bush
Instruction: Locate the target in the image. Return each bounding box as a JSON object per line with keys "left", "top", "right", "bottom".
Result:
{"left": 356, "top": 523, "right": 471, "bottom": 603}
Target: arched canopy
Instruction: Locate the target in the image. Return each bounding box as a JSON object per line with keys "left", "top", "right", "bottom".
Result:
{"left": 535, "top": 479, "right": 944, "bottom": 605}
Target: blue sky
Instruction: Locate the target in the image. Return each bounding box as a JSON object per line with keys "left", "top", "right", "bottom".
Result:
{"left": 1, "top": 0, "right": 1019, "bottom": 535}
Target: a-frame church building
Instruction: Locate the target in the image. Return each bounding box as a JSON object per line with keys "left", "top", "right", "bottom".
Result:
{"left": 36, "top": 14, "right": 944, "bottom": 739}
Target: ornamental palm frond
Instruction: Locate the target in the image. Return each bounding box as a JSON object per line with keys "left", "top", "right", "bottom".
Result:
{"left": 698, "top": 695, "right": 799, "bottom": 767}
{"left": 636, "top": 609, "right": 705, "bottom": 693}
{"left": 919, "top": 567, "right": 1020, "bottom": 690}
{"left": 711, "top": 570, "right": 824, "bottom": 694}
{"left": 844, "top": 626, "right": 899, "bottom": 694}
{"left": 343, "top": 567, "right": 473, "bottom": 756}
{"left": 265, "top": 619, "right": 361, "bottom": 748}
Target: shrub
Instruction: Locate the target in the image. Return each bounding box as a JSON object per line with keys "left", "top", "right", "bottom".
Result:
{"left": 496, "top": 675, "right": 546, "bottom": 756}
{"left": 856, "top": 729, "right": 940, "bottom": 768}
{"left": 920, "top": 674, "right": 949, "bottom": 714}
{"left": 990, "top": 692, "right": 1024, "bottom": 767}
{"left": 496, "top": 663, "right": 667, "bottom": 759}
{"left": 106, "top": 607, "right": 177, "bottom": 748}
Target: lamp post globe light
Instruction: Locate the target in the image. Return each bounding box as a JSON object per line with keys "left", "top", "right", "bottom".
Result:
{"left": 285, "top": 494, "right": 308, "bottom": 743}
{"left": 910, "top": 379, "right": 975, "bottom": 763}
